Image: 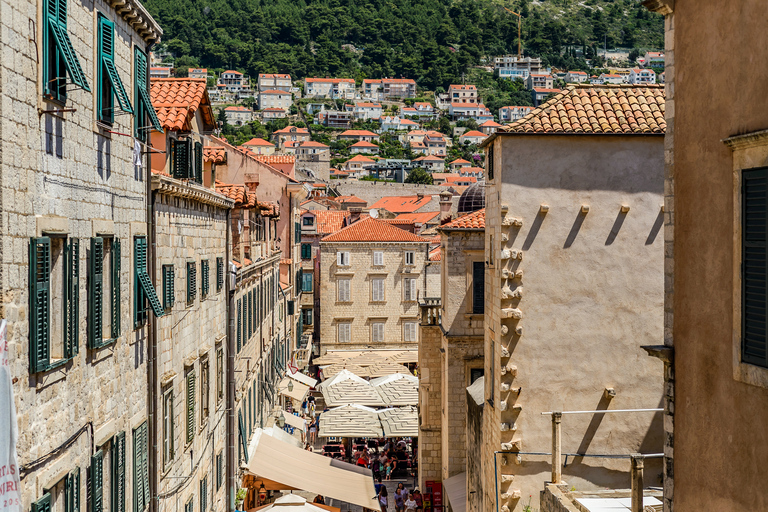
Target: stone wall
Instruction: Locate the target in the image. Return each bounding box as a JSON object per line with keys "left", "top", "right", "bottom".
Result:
{"left": 539, "top": 485, "right": 582, "bottom": 512}
{"left": 466, "top": 386, "right": 484, "bottom": 512}
{"left": 418, "top": 323, "right": 443, "bottom": 490}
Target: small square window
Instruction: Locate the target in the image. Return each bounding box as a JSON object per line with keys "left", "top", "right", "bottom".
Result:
{"left": 405, "top": 251, "right": 415, "bottom": 266}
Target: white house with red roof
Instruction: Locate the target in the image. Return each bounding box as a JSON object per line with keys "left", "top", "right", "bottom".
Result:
{"left": 413, "top": 155, "right": 445, "bottom": 171}
{"left": 188, "top": 68, "right": 208, "bottom": 80}
{"left": 449, "top": 102, "right": 493, "bottom": 121}
{"left": 350, "top": 140, "right": 380, "bottom": 155}
{"left": 565, "top": 70, "right": 588, "bottom": 83}
{"left": 423, "top": 131, "right": 447, "bottom": 156}
{"left": 338, "top": 129, "right": 380, "bottom": 142}
{"left": 272, "top": 125, "right": 311, "bottom": 148}
{"left": 242, "top": 137, "right": 275, "bottom": 155}
{"left": 224, "top": 105, "right": 254, "bottom": 126}
{"left": 525, "top": 73, "right": 555, "bottom": 90}
{"left": 370, "top": 194, "right": 434, "bottom": 214}
{"left": 258, "top": 73, "right": 292, "bottom": 92}
{"left": 381, "top": 116, "right": 419, "bottom": 132}
{"left": 343, "top": 155, "right": 377, "bottom": 174}
{"left": 362, "top": 78, "right": 417, "bottom": 100}
{"left": 150, "top": 66, "right": 172, "bottom": 79}
{"left": 598, "top": 73, "right": 626, "bottom": 85}
{"left": 479, "top": 119, "right": 503, "bottom": 135}
{"left": 258, "top": 89, "right": 292, "bottom": 111}
{"left": 304, "top": 78, "right": 356, "bottom": 99}
{"left": 459, "top": 130, "right": 488, "bottom": 145}
{"left": 449, "top": 158, "right": 472, "bottom": 171}
{"left": 353, "top": 102, "right": 383, "bottom": 120}
{"left": 499, "top": 105, "right": 534, "bottom": 122}
{"left": 629, "top": 68, "right": 657, "bottom": 85}
{"left": 448, "top": 84, "right": 478, "bottom": 103}
{"left": 218, "top": 69, "right": 246, "bottom": 91}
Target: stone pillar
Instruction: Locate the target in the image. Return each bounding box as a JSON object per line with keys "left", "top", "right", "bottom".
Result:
{"left": 551, "top": 412, "right": 562, "bottom": 484}
{"left": 631, "top": 454, "right": 645, "bottom": 512}
{"left": 439, "top": 191, "right": 453, "bottom": 223}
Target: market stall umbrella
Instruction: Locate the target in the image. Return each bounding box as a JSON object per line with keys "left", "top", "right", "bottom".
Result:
{"left": 384, "top": 350, "right": 419, "bottom": 364}
{"left": 365, "top": 362, "right": 413, "bottom": 378}
{"left": 320, "top": 370, "right": 385, "bottom": 407}
{"left": 286, "top": 368, "right": 318, "bottom": 388}
{"left": 312, "top": 353, "right": 349, "bottom": 366}
{"left": 245, "top": 429, "right": 380, "bottom": 510}
{"left": 378, "top": 406, "right": 419, "bottom": 437}
{"left": 344, "top": 353, "right": 387, "bottom": 366}
{"left": 370, "top": 373, "right": 419, "bottom": 406}
{"left": 249, "top": 493, "right": 339, "bottom": 512}
{"left": 319, "top": 404, "right": 384, "bottom": 438}
{"left": 319, "top": 363, "right": 370, "bottom": 380}
{"left": 279, "top": 377, "right": 310, "bottom": 402}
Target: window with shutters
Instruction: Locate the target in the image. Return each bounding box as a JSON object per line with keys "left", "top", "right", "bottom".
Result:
{"left": 301, "top": 243, "right": 312, "bottom": 260}
{"left": 91, "top": 450, "right": 104, "bottom": 512}
{"left": 371, "top": 322, "right": 385, "bottom": 343}
{"left": 403, "top": 321, "right": 418, "bottom": 342}
{"left": 193, "top": 142, "right": 203, "bottom": 184}
{"left": 338, "top": 322, "right": 351, "bottom": 343}
{"left": 186, "top": 262, "right": 197, "bottom": 304}
{"left": 162, "top": 388, "right": 174, "bottom": 467}
{"left": 186, "top": 369, "right": 196, "bottom": 444}
{"left": 404, "top": 251, "right": 415, "bottom": 266}
{"left": 64, "top": 466, "right": 81, "bottom": 512}
{"left": 97, "top": 14, "right": 132, "bottom": 125}
{"left": 486, "top": 142, "right": 494, "bottom": 180}
{"left": 301, "top": 272, "right": 313, "bottom": 292}
{"left": 742, "top": 167, "right": 768, "bottom": 369}
{"left": 134, "top": 237, "right": 164, "bottom": 328}
{"left": 201, "top": 357, "right": 210, "bottom": 424}
{"left": 403, "top": 278, "right": 417, "bottom": 302}
{"left": 32, "top": 492, "right": 53, "bottom": 512}
{"left": 236, "top": 298, "right": 242, "bottom": 352}
{"left": 472, "top": 261, "right": 485, "bottom": 314}
{"left": 336, "top": 251, "right": 350, "bottom": 267}
{"left": 303, "top": 216, "right": 314, "bottom": 226}
{"left": 133, "top": 48, "right": 163, "bottom": 141}
{"left": 42, "top": 0, "right": 90, "bottom": 104}
{"left": 371, "top": 278, "right": 385, "bottom": 302}
{"left": 29, "top": 235, "right": 79, "bottom": 372}
{"left": 295, "top": 221, "right": 301, "bottom": 243}
{"left": 372, "top": 251, "right": 384, "bottom": 266}
{"left": 162, "top": 265, "right": 174, "bottom": 310}
{"left": 216, "top": 257, "right": 224, "bottom": 292}
{"left": 200, "top": 477, "right": 207, "bottom": 512}
{"left": 216, "top": 345, "right": 224, "bottom": 404}
{"left": 132, "top": 421, "right": 149, "bottom": 512}
{"left": 111, "top": 432, "right": 126, "bottom": 512}
{"left": 337, "top": 279, "right": 351, "bottom": 302}
{"left": 247, "top": 290, "right": 252, "bottom": 339}
{"left": 216, "top": 452, "right": 223, "bottom": 490}
{"left": 89, "top": 237, "right": 120, "bottom": 348}
{"left": 301, "top": 308, "right": 313, "bottom": 326}
{"left": 185, "top": 498, "right": 194, "bottom": 512}
{"left": 238, "top": 409, "right": 249, "bottom": 463}
{"left": 201, "top": 260, "right": 209, "bottom": 298}
{"left": 170, "top": 138, "right": 193, "bottom": 180}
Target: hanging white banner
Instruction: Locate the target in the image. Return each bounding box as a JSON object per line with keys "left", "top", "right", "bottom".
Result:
{"left": 0, "top": 320, "right": 21, "bottom": 512}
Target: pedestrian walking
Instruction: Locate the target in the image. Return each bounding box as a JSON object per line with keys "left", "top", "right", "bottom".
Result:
{"left": 378, "top": 484, "right": 389, "bottom": 512}
{"left": 404, "top": 493, "right": 417, "bottom": 512}
{"left": 308, "top": 418, "right": 317, "bottom": 444}
{"left": 412, "top": 489, "right": 423, "bottom": 512}
{"left": 394, "top": 483, "right": 407, "bottom": 512}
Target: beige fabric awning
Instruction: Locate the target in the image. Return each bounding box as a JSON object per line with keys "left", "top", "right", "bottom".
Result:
{"left": 366, "top": 362, "right": 413, "bottom": 378}
{"left": 370, "top": 373, "right": 419, "bottom": 406}
{"left": 286, "top": 368, "right": 318, "bottom": 388}
{"left": 320, "top": 370, "right": 385, "bottom": 407}
{"left": 279, "top": 377, "right": 310, "bottom": 402}
{"left": 245, "top": 429, "right": 380, "bottom": 510}
{"left": 314, "top": 349, "right": 418, "bottom": 366}
{"left": 378, "top": 406, "right": 419, "bottom": 437}
{"left": 319, "top": 404, "right": 383, "bottom": 438}
{"left": 443, "top": 472, "right": 467, "bottom": 512}
{"left": 281, "top": 412, "right": 307, "bottom": 431}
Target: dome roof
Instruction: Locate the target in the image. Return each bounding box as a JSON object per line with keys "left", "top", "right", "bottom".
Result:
{"left": 457, "top": 181, "right": 485, "bottom": 215}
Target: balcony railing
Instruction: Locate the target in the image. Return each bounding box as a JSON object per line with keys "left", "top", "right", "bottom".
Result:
{"left": 418, "top": 296, "right": 441, "bottom": 325}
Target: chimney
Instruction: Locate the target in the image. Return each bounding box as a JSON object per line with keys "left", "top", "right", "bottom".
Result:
{"left": 439, "top": 191, "right": 453, "bottom": 223}
{"left": 416, "top": 192, "right": 425, "bottom": 200}
{"left": 348, "top": 207, "right": 363, "bottom": 225}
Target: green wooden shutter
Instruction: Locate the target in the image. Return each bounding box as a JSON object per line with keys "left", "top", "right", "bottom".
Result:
{"left": 111, "top": 239, "right": 121, "bottom": 339}
{"left": 216, "top": 452, "right": 222, "bottom": 489}
{"left": 64, "top": 237, "right": 79, "bottom": 358}
{"left": 89, "top": 237, "right": 104, "bottom": 348}
{"left": 194, "top": 142, "right": 203, "bottom": 184}
{"left": 97, "top": 15, "right": 132, "bottom": 115}
{"left": 46, "top": 0, "right": 90, "bottom": 92}
{"left": 133, "top": 422, "right": 148, "bottom": 512}
{"left": 238, "top": 410, "right": 248, "bottom": 463}
{"left": 186, "top": 370, "right": 195, "bottom": 443}
{"left": 216, "top": 257, "right": 223, "bottom": 292}
{"left": 200, "top": 477, "right": 207, "bottom": 512}
{"left": 112, "top": 431, "right": 126, "bottom": 512}
{"left": 135, "top": 237, "right": 164, "bottom": 320}
{"left": 743, "top": 167, "right": 768, "bottom": 368}
{"left": 163, "top": 265, "right": 175, "bottom": 310}
{"left": 202, "top": 260, "right": 209, "bottom": 297}
{"left": 236, "top": 299, "right": 242, "bottom": 352}
{"left": 134, "top": 47, "right": 163, "bottom": 137}
{"left": 187, "top": 262, "right": 196, "bottom": 303}
{"left": 32, "top": 493, "right": 52, "bottom": 512}
{"left": 29, "top": 237, "right": 51, "bottom": 372}
{"left": 171, "top": 139, "right": 192, "bottom": 179}
{"left": 91, "top": 449, "right": 104, "bottom": 512}
{"left": 65, "top": 467, "right": 80, "bottom": 512}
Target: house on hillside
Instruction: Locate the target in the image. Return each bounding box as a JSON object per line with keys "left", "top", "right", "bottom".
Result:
{"left": 525, "top": 73, "right": 554, "bottom": 90}
{"left": 225, "top": 105, "right": 254, "bottom": 126}
{"left": 459, "top": 130, "right": 487, "bottom": 145}
{"left": 448, "top": 84, "right": 478, "bottom": 104}
{"left": 499, "top": 106, "right": 534, "bottom": 123}
{"left": 242, "top": 138, "right": 276, "bottom": 155}
{"left": 338, "top": 129, "right": 380, "bottom": 142}
{"left": 350, "top": 141, "right": 380, "bottom": 155}
{"left": 272, "top": 125, "right": 311, "bottom": 149}
{"left": 353, "top": 102, "right": 383, "bottom": 120}
{"left": 258, "top": 89, "right": 292, "bottom": 112}
{"left": 304, "top": 78, "right": 356, "bottom": 99}
{"left": 479, "top": 120, "right": 502, "bottom": 135}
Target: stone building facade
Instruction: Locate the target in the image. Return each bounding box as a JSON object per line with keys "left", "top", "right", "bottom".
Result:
{"left": 480, "top": 86, "right": 666, "bottom": 511}
{"left": 1, "top": 1, "right": 162, "bottom": 512}
{"left": 319, "top": 218, "right": 429, "bottom": 355}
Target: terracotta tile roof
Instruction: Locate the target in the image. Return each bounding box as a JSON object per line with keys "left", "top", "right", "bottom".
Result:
{"left": 450, "top": 158, "right": 471, "bottom": 165}
{"left": 259, "top": 89, "right": 289, "bottom": 94}
{"left": 321, "top": 217, "right": 430, "bottom": 243}
{"left": 462, "top": 166, "right": 485, "bottom": 174}
{"left": 568, "top": 71, "right": 588, "bottom": 75}
{"left": 429, "top": 247, "right": 441, "bottom": 261}
{"left": 335, "top": 195, "right": 366, "bottom": 204}
{"left": 273, "top": 125, "right": 310, "bottom": 134}
{"left": 253, "top": 154, "right": 295, "bottom": 165}
{"left": 446, "top": 175, "right": 477, "bottom": 183}
{"left": 346, "top": 155, "right": 376, "bottom": 163}
{"left": 243, "top": 137, "right": 274, "bottom": 147}
{"left": 203, "top": 146, "right": 226, "bottom": 164}
{"left": 479, "top": 120, "right": 502, "bottom": 127}
{"left": 501, "top": 85, "right": 666, "bottom": 135}
{"left": 223, "top": 70, "right": 243, "bottom": 75}
{"left": 298, "top": 140, "right": 329, "bottom": 148}
{"left": 421, "top": 155, "right": 444, "bottom": 162}
{"left": 449, "top": 84, "right": 477, "bottom": 90}
{"left": 259, "top": 73, "right": 291, "bottom": 79}
{"left": 356, "top": 102, "right": 382, "bottom": 108}
{"left": 414, "top": 102, "right": 432, "bottom": 109}
{"left": 351, "top": 141, "right": 378, "bottom": 147}
{"left": 225, "top": 106, "right": 251, "bottom": 111}
{"left": 461, "top": 130, "right": 486, "bottom": 138}
{"left": 262, "top": 108, "right": 286, "bottom": 112}
{"left": 150, "top": 78, "right": 211, "bottom": 131}
{"left": 399, "top": 119, "right": 419, "bottom": 125}
{"left": 533, "top": 88, "right": 562, "bottom": 94}
{"left": 305, "top": 78, "right": 355, "bottom": 83}
{"left": 396, "top": 211, "right": 440, "bottom": 224}
{"left": 440, "top": 208, "right": 485, "bottom": 230}
{"left": 369, "top": 195, "right": 433, "bottom": 214}
{"left": 339, "top": 130, "right": 378, "bottom": 137}
{"left": 214, "top": 181, "right": 256, "bottom": 208}
{"left": 382, "top": 78, "right": 416, "bottom": 84}
{"left": 258, "top": 201, "right": 279, "bottom": 217}
{"left": 451, "top": 102, "right": 483, "bottom": 108}
{"left": 309, "top": 210, "right": 352, "bottom": 234}
{"left": 231, "top": 258, "right": 253, "bottom": 269}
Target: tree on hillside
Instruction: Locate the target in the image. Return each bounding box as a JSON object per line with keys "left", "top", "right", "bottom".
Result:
{"left": 405, "top": 168, "right": 433, "bottom": 185}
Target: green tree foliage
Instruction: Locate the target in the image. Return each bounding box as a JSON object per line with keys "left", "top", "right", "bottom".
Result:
{"left": 405, "top": 168, "right": 434, "bottom": 185}
{"left": 143, "top": 0, "right": 663, "bottom": 91}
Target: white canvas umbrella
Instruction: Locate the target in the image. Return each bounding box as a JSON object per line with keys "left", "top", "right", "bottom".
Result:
{"left": 251, "top": 494, "right": 329, "bottom": 512}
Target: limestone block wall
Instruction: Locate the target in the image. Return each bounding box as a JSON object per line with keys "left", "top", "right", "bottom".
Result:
{"left": 153, "top": 193, "right": 229, "bottom": 510}
{"left": 318, "top": 241, "right": 429, "bottom": 354}
{"left": 438, "top": 230, "right": 485, "bottom": 336}
{"left": 418, "top": 323, "right": 443, "bottom": 490}
{"left": 1, "top": 0, "right": 160, "bottom": 508}
{"left": 484, "top": 134, "right": 665, "bottom": 512}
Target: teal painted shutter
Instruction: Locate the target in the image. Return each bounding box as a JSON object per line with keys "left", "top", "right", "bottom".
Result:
{"left": 202, "top": 260, "right": 209, "bottom": 297}
{"left": 29, "top": 237, "right": 51, "bottom": 372}
{"left": 743, "top": 167, "right": 768, "bottom": 368}
{"left": 216, "top": 257, "right": 223, "bottom": 292}
{"left": 46, "top": 0, "right": 90, "bottom": 92}
{"left": 133, "top": 423, "right": 146, "bottom": 512}
{"left": 65, "top": 467, "right": 80, "bottom": 512}
{"left": 248, "top": 290, "right": 253, "bottom": 338}
{"left": 187, "top": 262, "right": 196, "bottom": 303}
{"left": 89, "top": 237, "right": 104, "bottom": 348}
{"left": 134, "top": 47, "right": 162, "bottom": 137}
{"left": 171, "top": 139, "right": 192, "bottom": 179}
{"left": 32, "top": 493, "right": 52, "bottom": 512}
{"left": 91, "top": 450, "right": 104, "bottom": 512}
{"left": 98, "top": 15, "right": 132, "bottom": 114}
{"left": 163, "top": 265, "right": 175, "bottom": 310}
{"left": 64, "top": 237, "right": 79, "bottom": 358}
{"left": 111, "top": 239, "right": 121, "bottom": 338}
{"left": 135, "top": 238, "right": 163, "bottom": 319}
{"left": 186, "top": 370, "right": 195, "bottom": 443}
{"left": 236, "top": 299, "right": 242, "bottom": 352}
{"left": 112, "top": 431, "right": 126, "bottom": 512}
{"left": 238, "top": 410, "right": 248, "bottom": 463}
{"left": 216, "top": 453, "right": 222, "bottom": 489}
{"left": 194, "top": 142, "right": 203, "bottom": 184}
{"left": 200, "top": 477, "right": 207, "bottom": 512}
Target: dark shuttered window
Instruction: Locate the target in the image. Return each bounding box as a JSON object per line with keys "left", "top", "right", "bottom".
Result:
{"left": 472, "top": 261, "right": 485, "bottom": 314}
{"left": 91, "top": 450, "right": 104, "bottom": 512}
{"left": 186, "top": 369, "right": 196, "bottom": 444}
{"left": 134, "top": 237, "right": 163, "bottom": 327}
{"left": 743, "top": 167, "right": 768, "bottom": 368}
{"left": 163, "top": 265, "right": 175, "bottom": 310}
{"left": 88, "top": 237, "right": 104, "bottom": 348}
{"left": 216, "top": 257, "right": 224, "bottom": 292}
{"left": 133, "top": 422, "right": 149, "bottom": 512}
{"left": 97, "top": 14, "right": 132, "bottom": 124}
{"left": 112, "top": 432, "right": 126, "bottom": 512}
{"left": 187, "top": 262, "right": 197, "bottom": 304}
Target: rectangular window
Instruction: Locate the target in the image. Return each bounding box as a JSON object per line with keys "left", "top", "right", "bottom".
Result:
{"left": 301, "top": 308, "right": 313, "bottom": 326}
{"left": 295, "top": 221, "right": 301, "bottom": 243}
{"left": 373, "top": 251, "right": 384, "bottom": 266}
{"left": 32, "top": 493, "right": 52, "bottom": 512}
{"left": 742, "top": 167, "right": 768, "bottom": 368}
{"left": 134, "top": 237, "right": 164, "bottom": 327}
{"left": 64, "top": 467, "right": 81, "bottom": 512}
{"left": 470, "top": 368, "right": 484, "bottom": 384}
{"left": 201, "top": 260, "right": 209, "bottom": 298}
{"left": 200, "top": 477, "right": 207, "bottom": 512}
{"left": 301, "top": 272, "right": 313, "bottom": 292}
{"left": 303, "top": 217, "right": 314, "bottom": 226}
{"left": 162, "top": 388, "right": 174, "bottom": 467}
{"left": 187, "top": 262, "right": 197, "bottom": 304}
{"left": 133, "top": 47, "right": 162, "bottom": 140}
{"left": 404, "top": 251, "right": 415, "bottom": 266}
{"left": 43, "top": 0, "right": 90, "bottom": 104}
{"left": 193, "top": 142, "right": 203, "bottom": 184}
{"left": 185, "top": 498, "right": 193, "bottom": 512}
{"left": 337, "top": 279, "right": 351, "bottom": 302}
{"left": 111, "top": 431, "right": 126, "bottom": 512}
{"left": 89, "top": 237, "right": 120, "bottom": 348}
{"left": 170, "top": 138, "right": 193, "bottom": 179}
{"left": 91, "top": 450, "right": 104, "bottom": 512}
{"left": 236, "top": 298, "right": 242, "bottom": 352}
{"left": 201, "top": 357, "right": 210, "bottom": 423}
{"left": 338, "top": 322, "right": 351, "bottom": 343}
{"left": 97, "top": 14, "right": 132, "bottom": 124}
{"left": 216, "top": 452, "right": 223, "bottom": 490}
{"left": 336, "top": 251, "right": 350, "bottom": 266}
{"left": 371, "top": 278, "right": 385, "bottom": 302}
{"left": 216, "top": 346, "right": 224, "bottom": 403}
{"left": 404, "top": 278, "right": 417, "bottom": 301}
{"left": 472, "top": 261, "right": 485, "bottom": 314}
{"left": 163, "top": 265, "right": 174, "bottom": 310}
{"left": 216, "top": 257, "right": 224, "bottom": 292}
{"left": 301, "top": 243, "right": 312, "bottom": 260}
{"left": 403, "top": 321, "right": 418, "bottom": 342}
{"left": 371, "top": 322, "right": 385, "bottom": 343}
{"left": 133, "top": 421, "right": 149, "bottom": 512}
{"left": 186, "top": 369, "right": 196, "bottom": 444}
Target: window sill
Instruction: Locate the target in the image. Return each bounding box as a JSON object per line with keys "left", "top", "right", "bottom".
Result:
{"left": 733, "top": 360, "right": 768, "bottom": 390}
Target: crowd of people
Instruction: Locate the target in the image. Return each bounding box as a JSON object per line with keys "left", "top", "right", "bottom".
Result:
{"left": 375, "top": 481, "right": 423, "bottom": 512}
{"left": 353, "top": 439, "right": 413, "bottom": 480}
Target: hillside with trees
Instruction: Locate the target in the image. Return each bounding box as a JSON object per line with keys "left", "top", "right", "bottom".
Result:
{"left": 144, "top": 0, "right": 663, "bottom": 90}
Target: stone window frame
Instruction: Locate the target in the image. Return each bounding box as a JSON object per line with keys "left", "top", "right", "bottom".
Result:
{"left": 337, "top": 278, "right": 351, "bottom": 303}
{"left": 337, "top": 321, "right": 352, "bottom": 343}
{"left": 370, "top": 276, "right": 386, "bottom": 302}
{"left": 402, "top": 320, "right": 418, "bottom": 342}
{"left": 370, "top": 321, "right": 386, "bottom": 343}
{"left": 464, "top": 250, "right": 485, "bottom": 316}
{"left": 726, "top": 128, "right": 768, "bottom": 389}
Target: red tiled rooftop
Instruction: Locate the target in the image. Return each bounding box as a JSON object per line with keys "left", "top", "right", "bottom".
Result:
{"left": 335, "top": 195, "right": 366, "bottom": 204}
{"left": 479, "top": 120, "right": 502, "bottom": 127}
{"left": 396, "top": 211, "right": 440, "bottom": 224}
{"left": 215, "top": 181, "right": 256, "bottom": 208}
{"left": 299, "top": 141, "right": 329, "bottom": 148}
{"left": 450, "top": 158, "right": 471, "bottom": 165}
{"left": 351, "top": 141, "right": 378, "bottom": 147}
{"left": 339, "top": 130, "right": 378, "bottom": 137}
{"left": 273, "top": 125, "right": 310, "bottom": 134}
{"left": 346, "top": 155, "right": 376, "bottom": 163}
{"left": 260, "top": 89, "right": 290, "bottom": 94}
{"left": 440, "top": 208, "right": 485, "bottom": 230}
{"left": 461, "top": 130, "right": 487, "bottom": 138}
{"left": 321, "top": 217, "right": 430, "bottom": 243}
{"left": 243, "top": 138, "right": 274, "bottom": 147}
{"left": 308, "top": 210, "right": 352, "bottom": 234}
{"left": 149, "top": 78, "right": 210, "bottom": 131}
{"left": 203, "top": 146, "right": 226, "bottom": 164}
{"left": 446, "top": 175, "right": 477, "bottom": 183}
{"left": 429, "top": 247, "right": 441, "bottom": 261}
{"left": 369, "top": 194, "right": 433, "bottom": 214}
{"left": 253, "top": 154, "right": 296, "bottom": 165}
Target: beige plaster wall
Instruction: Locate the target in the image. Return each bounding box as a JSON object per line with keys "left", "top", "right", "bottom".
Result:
{"left": 483, "top": 134, "right": 665, "bottom": 511}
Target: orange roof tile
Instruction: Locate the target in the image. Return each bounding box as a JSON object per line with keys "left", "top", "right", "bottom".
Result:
{"left": 429, "top": 247, "right": 441, "bottom": 261}
{"left": 307, "top": 210, "right": 352, "bottom": 234}
{"left": 259, "top": 73, "right": 291, "bottom": 79}
{"left": 351, "top": 141, "right": 378, "bottom": 147}
{"left": 225, "top": 106, "right": 251, "bottom": 111}
{"left": 396, "top": 211, "right": 440, "bottom": 224}
{"left": 258, "top": 201, "right": 279, "bottom": 217}
{"left": 450, "top": 158, "right": 471, "bottom": 165}
{"left": 150, "top": 78, "right": 211, "bottom": 131}
{"left": 461, "top": 130, "right": 486, "bottom": 138}
{"left": 215, "top": 181, "right": 256, "bottom": 208}
{"left": 298, "top": 141, "right": 329, "bottom": 148}
{"left": 339, "top": 130, "right": 378, "bottom": 137}
{"left": 203, "top": 146, "right": 226, "bottom": 164}
{"left": 346, "top": 155, "right": 376, "bottom": 163}
{"left": 440, "top": 208, "right": 485, "bottom": 230}
{"left": 501, "top": 85, "right": 666, "bottom": 135}
{"left": 321, "top": 217, "right": 430, "bottom": 243}
{"left": 479, "top": 120, "right": 502, "bottom": 127}
{"left": 335, "top": 195, "right": 366, "bottom": 204}
{"left": 273, "top": 125, "right": 310, "bottom": 134}
{"left": 223, "top": 70, "right": 243, "bottom": 75}
{"left": 446, "top": 175, "right": 477, "bottom": 183}
{"left": 260, "top": 89, "right": 290, "bottom": 94}
{"left": 243, "top": 137, "right": 274, "bottom": 147}
{"left": 369, "top": 195, "right": 433, "bottom": 214}
{"left": 254, "top": 154, "right": 296, "bottom": 165}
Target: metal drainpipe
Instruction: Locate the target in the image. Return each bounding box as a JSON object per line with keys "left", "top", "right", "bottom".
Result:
{"left": 225, "top": 208, "right": 236, "bottom": 512}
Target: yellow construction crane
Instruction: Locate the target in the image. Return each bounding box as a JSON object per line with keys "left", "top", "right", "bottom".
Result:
{"left": 503, "top": 7, "right": 522, "bottom": 59}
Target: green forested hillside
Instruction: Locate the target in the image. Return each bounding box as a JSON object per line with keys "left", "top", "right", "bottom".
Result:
{"left": 144, "top": 0, "right": 663, "bottom": 90}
